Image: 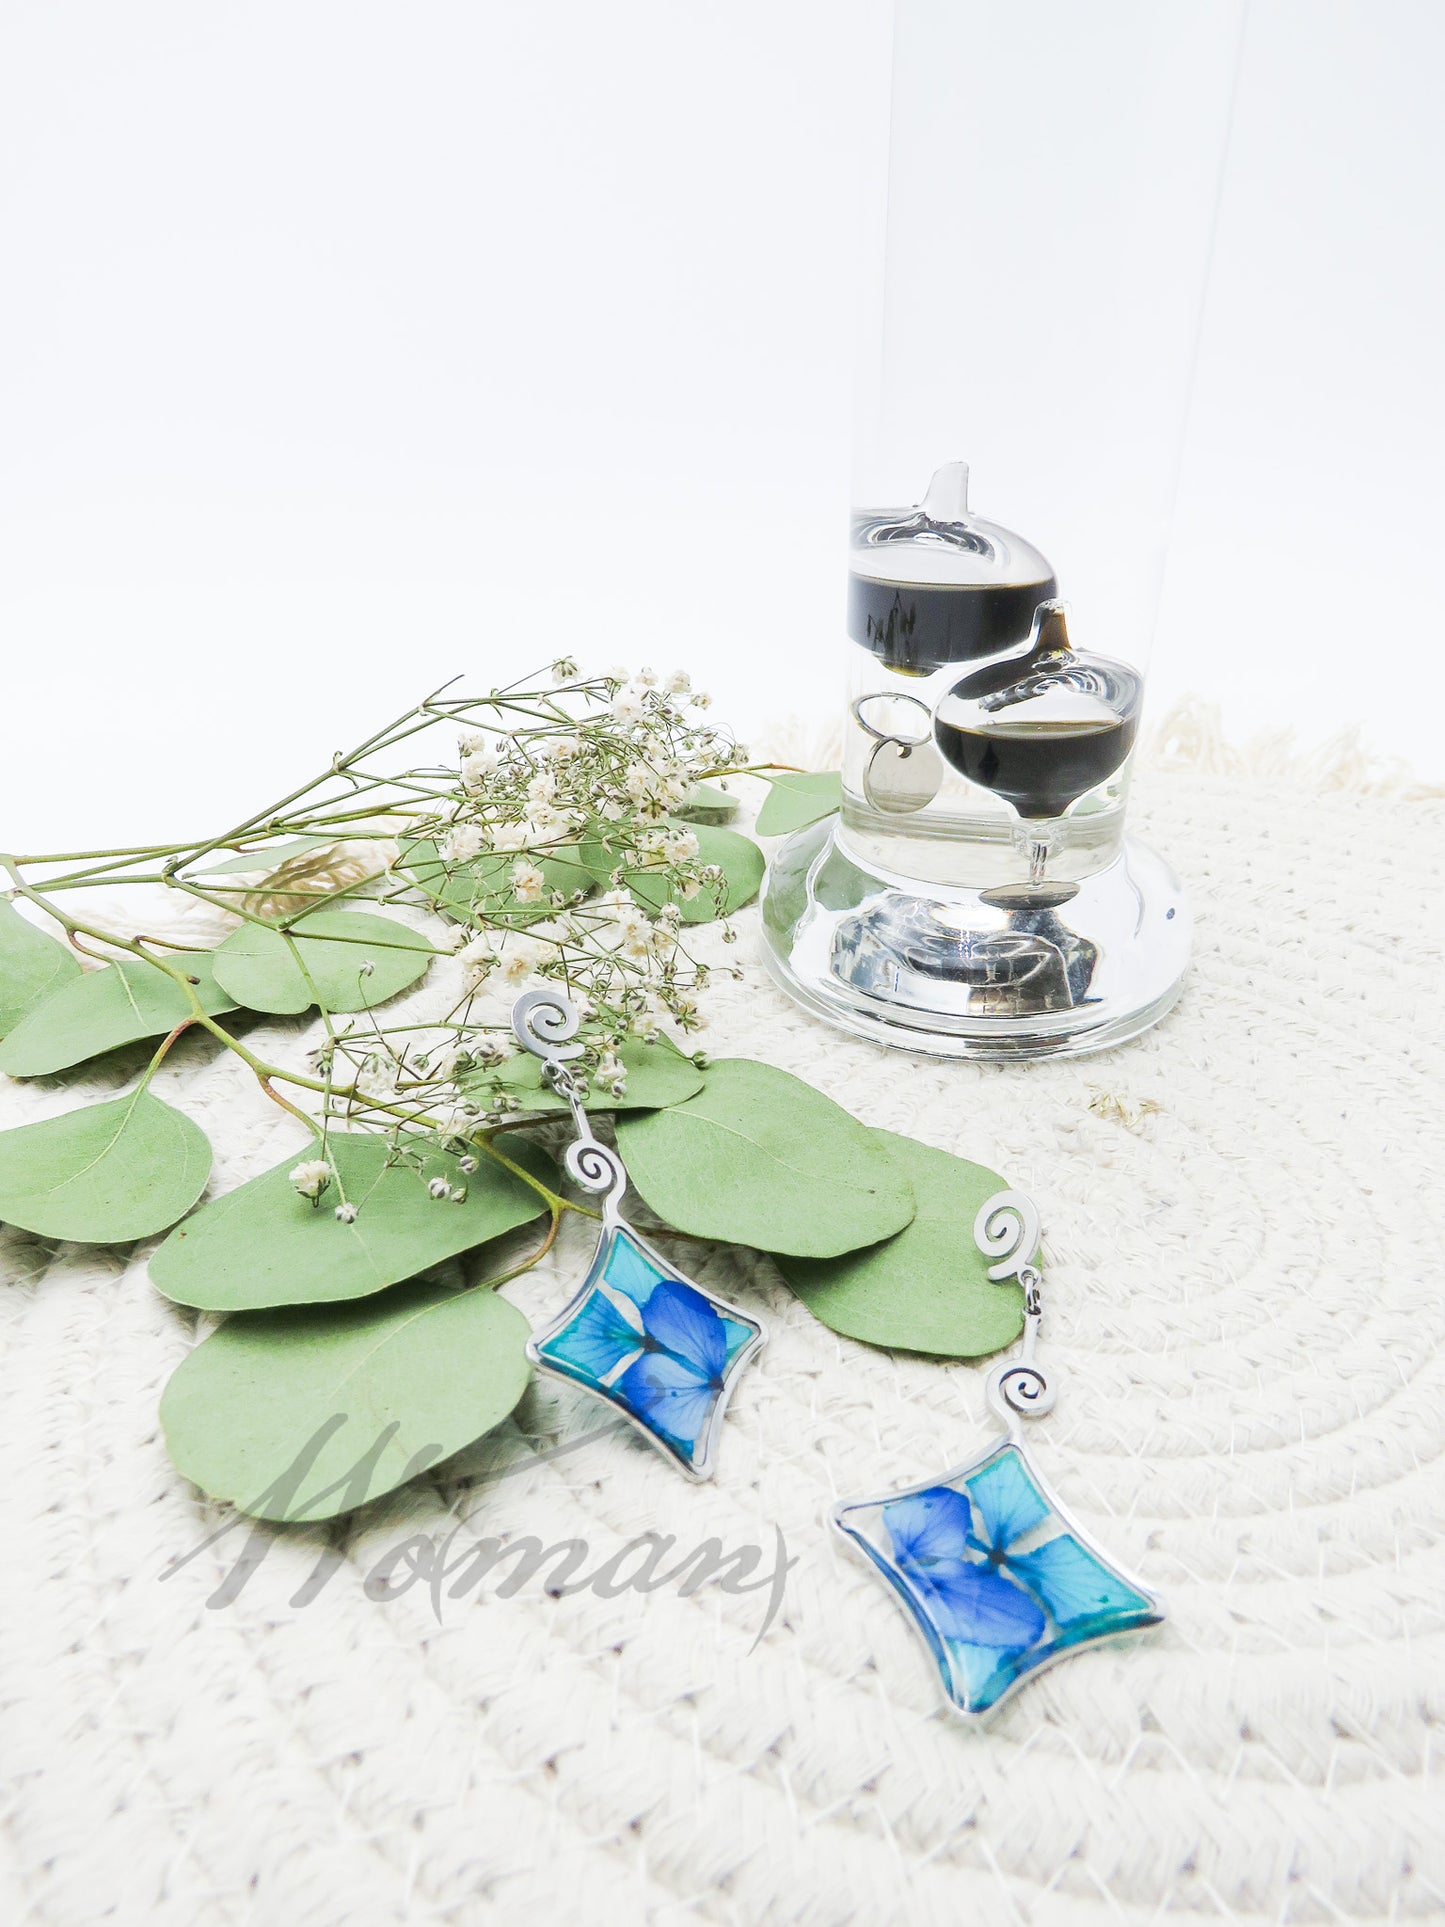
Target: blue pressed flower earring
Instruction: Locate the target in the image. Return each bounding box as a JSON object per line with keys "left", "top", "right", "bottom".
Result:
{"left": 510, "top": 990, "right": 765, "bottom": 1480}
{"left": 832, "top": 1192, "right": 1164, "bottom": 1722}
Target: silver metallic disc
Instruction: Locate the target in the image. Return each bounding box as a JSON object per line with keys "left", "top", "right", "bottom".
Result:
{"left": 863, "top": 738, "right": 945, "bottom": 815}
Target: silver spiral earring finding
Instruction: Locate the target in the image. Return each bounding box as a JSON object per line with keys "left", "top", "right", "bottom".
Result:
{"left": 972, "top": 1188, "right": 1057, "bottom": 1429}
{"left": 511, "top": 989, "right": 627, "bottom": 1213}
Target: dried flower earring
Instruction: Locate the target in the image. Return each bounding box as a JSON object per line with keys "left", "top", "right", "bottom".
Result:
{"left": 832, "top": 1190, "right": 1164, "bottom": 1721}
{"left": 511, "top": 989, "right": 765, "bottom": 1480}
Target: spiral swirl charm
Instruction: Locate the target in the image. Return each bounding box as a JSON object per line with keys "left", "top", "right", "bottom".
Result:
{"left": 565, "top": 1137, "right": 628, "bottom": 1206}
{"left": 986, "top": 1357, "right": 1057, "bottom": 1427}
{"left": 511, "top": 988, "right": 583, "bottom": 1062}
{"left": 973, "top": 1189, "right": 1042, "bottom": 1284}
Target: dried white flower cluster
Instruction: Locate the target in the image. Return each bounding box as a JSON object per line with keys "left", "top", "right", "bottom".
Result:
{"left": 297, "top": 665, "right": 746, "bottom": 1168}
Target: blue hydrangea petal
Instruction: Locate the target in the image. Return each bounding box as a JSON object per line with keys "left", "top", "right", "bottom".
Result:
{"left": 721, "top": 1314, "right": 759, "bottom": 1369}
{"left": 964, "top": 1447, "right": 1050, "bottom": 1554}
{"left": 537, "top": 1287, "right": 644, "bottom": 1384}
{"left": 640, "top": 1279, "right": 728, "bottom": 1379}
{"left": 1006, "top": 1532, "right": 1156, "bottom": 1630}
{"left": 615, "top": 1350, "right": 714, "bottom": 1457}
{"left": 599, "top": 1227, "right": 670, "bottom": 1309}
{"left": 944, "top": 1634, "right": 1027, "bottom": 1714}
{"left": 900, "top": 1557, "right": 1047, "bottom": 1649}
{"left": 882, "top": 1487, "right": 977, "bottom": 1568}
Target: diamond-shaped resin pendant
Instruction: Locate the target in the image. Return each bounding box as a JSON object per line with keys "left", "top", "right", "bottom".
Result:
{"left": 511, "top": 990, "right": 765, "bottom": 1481}
{"left": 530, "top": 1219, "right": 763, "bottom": 1479}
{"left": 833, "top": 1191, "right": 1163, "bottom": 1721}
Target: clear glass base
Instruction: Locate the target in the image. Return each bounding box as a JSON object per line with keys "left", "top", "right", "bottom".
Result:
{"left": 759, "top": 819, "right": 1190, "bottom": 1060}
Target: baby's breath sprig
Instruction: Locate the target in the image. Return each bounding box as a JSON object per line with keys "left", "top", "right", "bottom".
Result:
{"left": 1, "top": 663, "right": 764, "bottom": 1241}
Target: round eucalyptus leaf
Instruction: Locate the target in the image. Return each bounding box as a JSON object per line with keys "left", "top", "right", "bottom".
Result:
{"left": 150, "top": 1131, "right": 555, "bottom": 1310}
{"left": 0, "top": 1090, "right": 212, "bottom": 1243}
{"left": 466, "top": 1038, "right": 704, "bottom": 1114}
{"left": 581, "top": 822, "right": 764, "bottom": 925}
{"left": 614, "top": 1058, "right": 914, "bottom": 1258}
{"left": 675, "top": 782, "right": 739, "bottom": 824}
{"left": 0, "top": 899, "right": 82, "bottom": 1040}
{"left": 213, "top": 909, "right": 434, "bottom": 1015}
{"left": 399, "top": 839, "right": 592, "bottom": 924}
{"left": 776, "top": 1130, "right": 1027, "bottom": 1357}
{"left": 0, "top": 955, "right": 236, "bottom": 1077}
{"left": 160, "top": 1279, "right": 532, "bottom": 1522}
{"left": 754, "top": 771, "right": 843, "bottom": 837}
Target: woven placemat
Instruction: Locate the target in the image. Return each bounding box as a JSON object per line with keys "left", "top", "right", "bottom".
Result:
{"left": 2, "top": 708, "right": 1441, "bottom": 1924}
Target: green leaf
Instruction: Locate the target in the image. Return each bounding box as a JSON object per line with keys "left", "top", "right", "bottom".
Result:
{"left": 581, "top": 822, "right": 764, "bottom": 925}
{"left": 213, "top": 909, "right": 434, "bottom": 1015}
{"left": 775, "top": 1131, "right": 1027, "bottom": 1357}
{"left": 614, "top": 1058, "right": 914, "bottom": 1259}
{"left": 0, "top": 900, "right": 83, "bottom": 1040}
{"left": 464, "top": 1038, "right": 705, "bottom": 1114}
{"left": 160, "top": 1279, "right": 532, "bottom": 1522}
{"left": 195, "top": 835, "right": 339, "bottom": 875}
{"left": 0, "top": 954, "right": 237, "bottom": 1077}
{"left": 399, "top": 838, "right": 592, "bottom": 924}
{"left": 675, "top": 782, "right": 739, "bottom": 824}
{"left": 150, "top": 1131, "right": 554, "bottom": 1311}
{"left": 754, "top": 771, "right": 842, "bottom": 836}
{"left": 0, "top": 1089, "right": 212, "bottom": 1243}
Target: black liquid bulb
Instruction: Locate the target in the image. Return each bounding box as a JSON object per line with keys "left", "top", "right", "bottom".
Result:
{"left": 933, "top": 603, "right": 1142, "bottom": 820}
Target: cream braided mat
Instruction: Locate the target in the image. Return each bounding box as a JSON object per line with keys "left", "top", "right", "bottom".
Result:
{"left": 2, "top": 708, "right": 1442, "bottom": 1925}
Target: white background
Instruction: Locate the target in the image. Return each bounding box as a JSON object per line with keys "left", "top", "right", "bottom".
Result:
{"left": 2, "top": 0, "right": 1443, "bottom": 851}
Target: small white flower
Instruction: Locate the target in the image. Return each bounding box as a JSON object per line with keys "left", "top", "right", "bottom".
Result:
{"left": 545, "top": 734, "right": 581, "bottom": 763}
{"left": 459, "top": 1154, "right": 479, "bottom": 1174}
{"left": 357, "top": 1059, "right": 397, "bottom": 1100}
{"left": 693, "top": 691, "right": 712, "bottom": 710}
{"left": 334, "top": 1201, "right": 358, "bottom": 1223}
{"left": 459, "top": 734, "right": 501, "bottom": 786}
{"left": 441, "top": 823, "right": 487, "bottom": 863}
{"left": 610, "top": 686, "right": 646, "bottom": 726}
{"left": 636, "top": 667, "right": 658, "bottom": 687}
{"left": 661, "top": 827, "right": 700, "bottom": 864}
{"left": 458, "top": 933, "right": 496, "bottom": 990}
{"left": 527, "top": 806, "right": 573, "bottom": 843}
{"left": 499, "top": 936, "right": 545, "bottom": 987}
{"left": 489, "top": 820, "right": 530, "bottom": 852}
{"left": 428, "top": 1176, "right": 452, "bottom": 1201}
{"left": 290, "top": 1158, "right": 331, "bottom": 1201}
{"left": 511, "top": 859, "right": 546, "bottom": 904}
{"left": 550, "top": 656, "right": 579, "bottom": 683}
{"left": 623, "top": 761, "right": 654, "bottom": 803}
{"left": 663, "top": 670, "right": 690, "bottom": 695}
{"left": 526, "top": 769, "right": 557, "bottom": 807}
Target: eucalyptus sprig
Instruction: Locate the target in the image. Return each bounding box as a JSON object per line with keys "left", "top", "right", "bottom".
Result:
{"left": 0, "top": 667, "right": 1023, "bottom": 1528}
{"left": 0, "top": 662, "right": 761, "bottom": 1223}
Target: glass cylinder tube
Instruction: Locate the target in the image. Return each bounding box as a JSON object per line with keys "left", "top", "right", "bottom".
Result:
{"left": 843, "top": 0, "right": 1245, "bottom": 896}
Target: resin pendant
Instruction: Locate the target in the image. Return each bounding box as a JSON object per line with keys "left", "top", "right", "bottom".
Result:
{"left": 832, "top": 1433, "right": 1162, "bottom": 1720}
{"left": 511, "top": 989, "right": 765, "bottom": 1481}
{"left": 832, "top": 1190, "right": 1163, "bottom": 1721}
{"left": 529, "top": 1217, "right": 764, "bottom": 1480}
